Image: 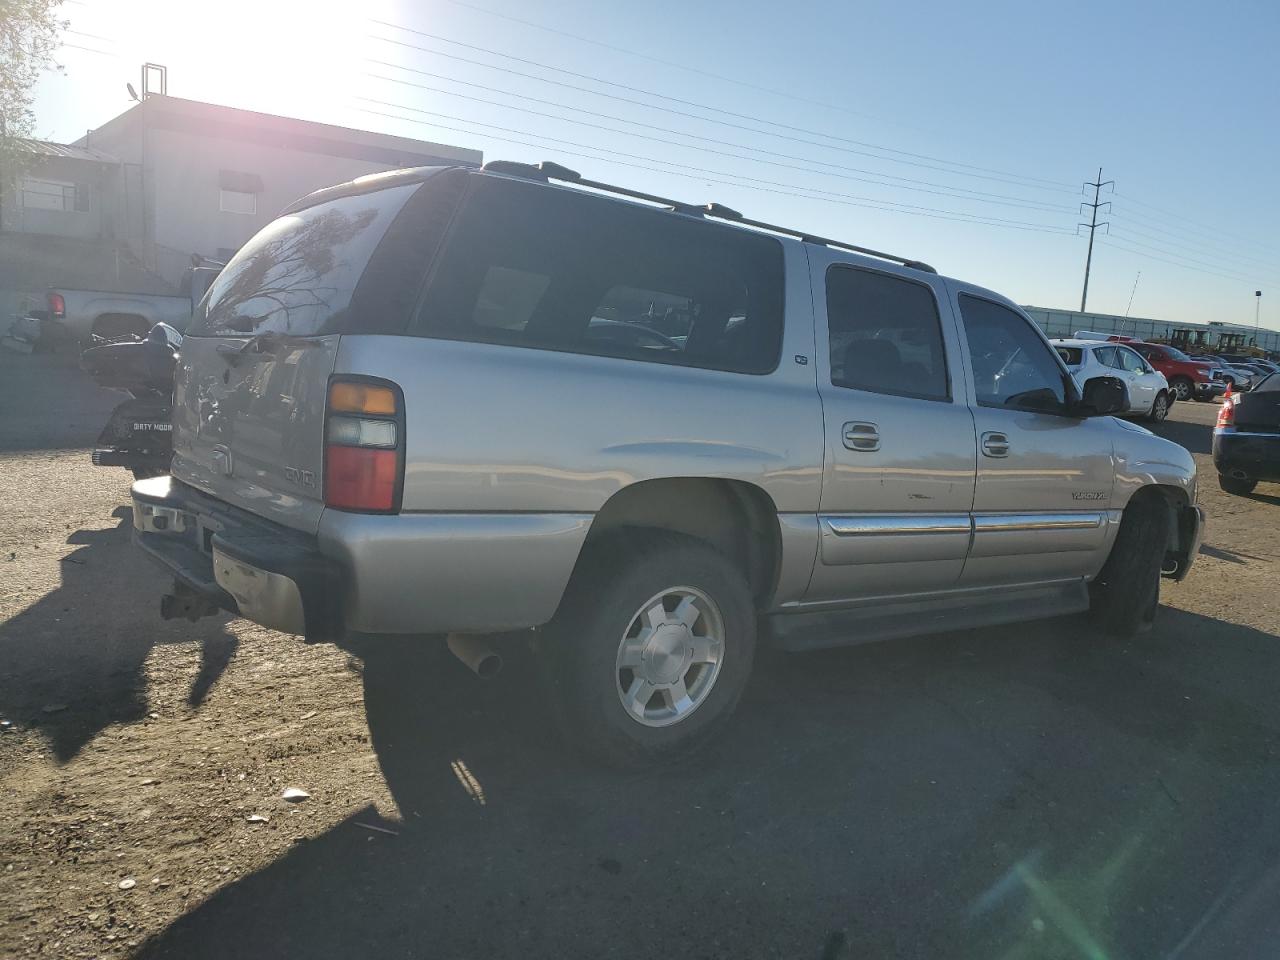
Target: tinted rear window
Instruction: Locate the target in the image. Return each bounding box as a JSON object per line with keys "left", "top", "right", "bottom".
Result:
{"left": 411, "top": 176, "right": 785, "bottom": 374}
{"left": 1055, "top": 346, "right": 1083, "bottom": 366}
{"left": 189, "top": 184, "right": 419, "bottom": 337}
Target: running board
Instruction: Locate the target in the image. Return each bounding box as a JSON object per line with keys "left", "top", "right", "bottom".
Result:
{"left": 765, "top": 580, "right": 1090, "bottom": 652}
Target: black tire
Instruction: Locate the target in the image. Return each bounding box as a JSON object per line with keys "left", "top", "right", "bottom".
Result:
{"left": 1218, "top": 473, "right": 1258, "bottom": 495}
{"left": 1089, "top": 495, "right": 1170, "bottom": 637}
{"left": 544, "top": 529, "right": 756, "bottom": 768}
{"left": 1145, "top": 390, "right": 1170, "bottom": 423}
{"left": 1169, "top": 377, "right": 1193, "bottom": 402}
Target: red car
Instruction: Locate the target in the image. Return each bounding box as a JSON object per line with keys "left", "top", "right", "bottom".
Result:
{"left": 1125, "top": 342, "right": 1225, "bottom": 402}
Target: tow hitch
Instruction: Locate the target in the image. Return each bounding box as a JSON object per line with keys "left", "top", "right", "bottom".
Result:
{"left": 159, "top": 582, "right": 221, "bottom": 622}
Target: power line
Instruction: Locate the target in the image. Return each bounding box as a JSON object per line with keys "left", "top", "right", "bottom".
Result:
{"left": 435, "top": 0, "right": 903, "bottom": 129}
{"left": 367, "top": 23, "right": 1076, "bottom": 192}
{"left": 365, "top": 72, "right": 1074, "bottom": 216}
{"left": 368, "top": 61, "right": 1074, "bottom": 213}
{"left": 356, "top": 102, "right": 1079, "bottom": 235}
{"left": 1109, "top": 213, "right": 1280, "bottom": 272}
{"left": 1104, "top": 232, "right": 1277, "bottom": 285}
{"left": 1098, "top": 236, "right": 1258, "bottom": 285}
{"left": 66, "top": 28, "right": 116, "bottom": 44}
{"left": 1109, "top": 220, "right": 1280, "bottom": 281}
{"left": 58, "top": 41, "right": 120, "bottom": 58}
{"left": 1113, "top": 191, "right": 1280, "bottom": 256}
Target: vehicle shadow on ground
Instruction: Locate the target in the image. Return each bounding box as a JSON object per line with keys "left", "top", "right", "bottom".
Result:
{"left": 0, "top": 507, "right": 238, "bottom": 761}
{"left": 136, "top": 607, "right": 1280, "bottom": 960}
{"left": 1150, "top": 413, "right": 1212, "bottom": 455}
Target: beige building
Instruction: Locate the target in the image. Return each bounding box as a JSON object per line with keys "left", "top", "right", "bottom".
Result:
{"left": 0, "top": 97, "right": 480, "bottom": 319}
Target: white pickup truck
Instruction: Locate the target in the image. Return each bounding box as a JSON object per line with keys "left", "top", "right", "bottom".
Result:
{"left": 41, "top": 267, "right": 222, "bottom": 342}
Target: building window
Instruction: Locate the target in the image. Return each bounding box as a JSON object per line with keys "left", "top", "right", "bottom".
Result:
{"left": 20, "top": 177, "right": 89, "bottom": 213}
{"left": 219, "top": 189, "right": 257, "bottom": 215}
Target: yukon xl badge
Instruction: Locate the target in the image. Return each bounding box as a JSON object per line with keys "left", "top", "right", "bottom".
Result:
{"left": 1072, "top": 491, "right": 1106, "bottom": 501}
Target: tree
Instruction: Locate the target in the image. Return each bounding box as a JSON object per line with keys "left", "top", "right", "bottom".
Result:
{"left": 0, "top": 0, "right": 66, "bottom": 218}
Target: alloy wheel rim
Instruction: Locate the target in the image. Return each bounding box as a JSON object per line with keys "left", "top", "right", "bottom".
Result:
{"left": 614, "top": 586, "right": 725, "bottom": 728}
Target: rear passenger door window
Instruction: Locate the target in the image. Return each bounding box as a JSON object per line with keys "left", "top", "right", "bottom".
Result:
{"left": 1118, "top": 348, "right": 1147, "bottom": 374}
{"left": 825, "top": 266, "right": 949, "bottom": 401}
{"left": 1094, "top": 346, "right": 1122, "bottom": 370}
{"left": 414, "top": 176, "right": 784, "bottom": 374}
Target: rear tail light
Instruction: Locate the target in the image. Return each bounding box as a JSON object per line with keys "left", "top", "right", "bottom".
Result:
{"left": 324, "top": 378, "right": 404, "bottom": 512}
{"left": 48, "top": 292, "right": 65, "bottom": 319}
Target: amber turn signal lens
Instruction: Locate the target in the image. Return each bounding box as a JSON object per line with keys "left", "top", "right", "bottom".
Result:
{"left": 329, "top": 382, "right": 397, "bottom": 415}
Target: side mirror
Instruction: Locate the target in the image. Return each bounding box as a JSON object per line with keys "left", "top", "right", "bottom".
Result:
{"left": 1076, "top": 375, "right": 1129, "bottom": 417}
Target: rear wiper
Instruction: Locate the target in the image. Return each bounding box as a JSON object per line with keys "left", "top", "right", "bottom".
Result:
{"left": 216, "top": 331, "right": 317, "bottom": 363}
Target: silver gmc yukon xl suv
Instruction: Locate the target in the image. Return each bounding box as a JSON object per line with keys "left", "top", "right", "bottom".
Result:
{"left": 132, "top": 161, "right": 1203, "bottom": 766}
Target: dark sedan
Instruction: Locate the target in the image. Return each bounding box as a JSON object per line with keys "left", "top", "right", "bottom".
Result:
{"left": 1214, "top": 373, "right": 1280, "bottom": 494}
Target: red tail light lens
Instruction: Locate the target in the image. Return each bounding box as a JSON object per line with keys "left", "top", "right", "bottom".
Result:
{"left": 48, "top": 293, "right": 65, "bottom": 318}
{"left": 324, "top": 378, "right": 403, "bottom": 512}
{"left": 325, "top": 446, "right": 399, "bottom": 511}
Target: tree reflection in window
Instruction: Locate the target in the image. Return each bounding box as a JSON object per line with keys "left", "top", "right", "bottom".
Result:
{"left": 195, "top": 187, "right": 416, "bottom": 337}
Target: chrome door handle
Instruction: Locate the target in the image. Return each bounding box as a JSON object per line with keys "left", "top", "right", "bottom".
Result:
{"left": 842, "top": 421, "right": 880, "bottom": 452}
{"left": 981, "top": 431, "right": 1010, "bottom": 458}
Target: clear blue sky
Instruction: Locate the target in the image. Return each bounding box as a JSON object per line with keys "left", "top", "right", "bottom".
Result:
{"left": 34, "top": 0, "right": 1280, "bottom": 329}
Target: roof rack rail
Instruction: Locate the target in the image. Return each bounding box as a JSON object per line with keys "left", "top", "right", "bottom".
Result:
{"left": 480, "top": 160, "right": 937, "bottom": 274}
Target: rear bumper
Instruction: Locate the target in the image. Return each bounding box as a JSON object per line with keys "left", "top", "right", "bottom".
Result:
{"left": 131, "top": 476, "right": 343, "bottom": 639}
{"left": 1194, "top": 381, "right": 1225, "bottom": 397}
{"left": 1213, "top": 431, "right": 1280, "bottom": 482}
{"left": 132, "top": 476, "right": 595, "bottom": 637}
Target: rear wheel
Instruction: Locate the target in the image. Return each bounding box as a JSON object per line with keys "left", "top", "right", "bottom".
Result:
{"left": 1169, "top": 377, "right": 1193, "bottom": 402}
{"left": 544, "top": 530, "right": 756, "bottom": 767}
{"left": 1146, "top": 391, "right": 1170, "bottom": 423}
{"left": 1218, "top": 473, "right": 1258, "bottom": 495}
{"left": 1089, "top": 495, "right": 1170, "bottom": 637}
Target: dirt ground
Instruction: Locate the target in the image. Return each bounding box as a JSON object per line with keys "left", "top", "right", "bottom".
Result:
{"left": 1, "top": 347, "right": 1279, "bottom": 959}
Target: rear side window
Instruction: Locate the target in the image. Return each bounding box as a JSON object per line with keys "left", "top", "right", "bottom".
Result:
{"left": 825, "top": 265, "right": 949, "bottom": 401}
{"left": 413, "top": 176, "right": 784, "bottom": 374}
{"left": 1055, "top": 346, "right": 1083, "bottom": 366}
{"left": 190, "top": 183, "right": 420, "bottom": 337}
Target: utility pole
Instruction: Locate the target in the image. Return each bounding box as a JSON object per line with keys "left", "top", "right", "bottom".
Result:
{"left": 1079, "top": 167, "right": 1114, "bottom": 313}
{"left": 1256, "top": 290, "right": 1262, "bottom": 330}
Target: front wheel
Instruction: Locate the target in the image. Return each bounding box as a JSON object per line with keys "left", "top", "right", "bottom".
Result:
{"left": 1218, "top": 473, "right": 1258, "bottom": 495}
{"left": 544, "top": 531, "right": 756, "bottom": 767}
{"left": 1089, "top": 495, "right": 1170, "bottom": 637}
{"left": 1169, "top": 377, "right": 1193, "bottom": 402}
{"left": 1146, "top": 391, "right": 1170, "bottom": 423}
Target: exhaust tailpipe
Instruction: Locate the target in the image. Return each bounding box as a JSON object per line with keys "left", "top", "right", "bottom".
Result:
{"left": 1231, "top": 469, "right": 1250, "bottom": 480}
{"left": 447, "top": 634, "right": 503, "bottom": 679}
